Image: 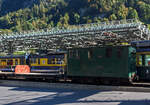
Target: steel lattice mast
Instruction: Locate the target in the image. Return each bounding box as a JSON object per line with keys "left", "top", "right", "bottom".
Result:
{"left": 0, "top": 19, "right": 150, "bottom": 53}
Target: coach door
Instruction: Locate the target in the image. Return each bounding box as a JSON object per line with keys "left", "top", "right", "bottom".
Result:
{"left": 136, "top": 52, "right": 150, "bottom": 80}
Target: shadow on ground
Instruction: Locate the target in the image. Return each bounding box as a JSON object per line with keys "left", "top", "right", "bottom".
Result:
{"left": 4, "top": 86, "right": 150, "bottom": 105}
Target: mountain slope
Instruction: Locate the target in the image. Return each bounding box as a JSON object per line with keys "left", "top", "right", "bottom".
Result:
{"left": 0, "top": 0, "right": 150, "bottom": 33}
{"left": 0, "top": 0, "right": 40, "bottom": 16}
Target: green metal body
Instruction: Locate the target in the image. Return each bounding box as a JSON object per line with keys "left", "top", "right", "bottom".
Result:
{"left": 67, "top": 46, "right": 136, "bottom": 80}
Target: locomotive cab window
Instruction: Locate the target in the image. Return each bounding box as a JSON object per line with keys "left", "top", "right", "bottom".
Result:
{"left": 69, "top": 50, "right": 77, "bottom": 58}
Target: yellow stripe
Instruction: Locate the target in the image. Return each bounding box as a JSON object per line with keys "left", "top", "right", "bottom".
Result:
{"left": 31, "top": 64, "right": 66, "bottom": 66}
{"left": 136, "top": 52, "right": 150, "bottom": 55}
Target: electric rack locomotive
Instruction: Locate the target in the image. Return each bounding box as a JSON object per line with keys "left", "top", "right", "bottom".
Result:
{"left": 67, "top": 45, "right": 137, "bottom": 84}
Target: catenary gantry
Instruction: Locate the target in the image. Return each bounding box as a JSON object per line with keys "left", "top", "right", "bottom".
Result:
{"left": 0, "top": 19, "right": 150, "bottom": 53}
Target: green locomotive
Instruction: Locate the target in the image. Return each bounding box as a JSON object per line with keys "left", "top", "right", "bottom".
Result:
{"left": 67, "top": 46, "right": 137, "bottom": 84}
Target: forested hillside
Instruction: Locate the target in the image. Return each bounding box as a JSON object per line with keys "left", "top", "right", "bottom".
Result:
{"left": 0, "top": 0, "right": 150, "bottom": 34}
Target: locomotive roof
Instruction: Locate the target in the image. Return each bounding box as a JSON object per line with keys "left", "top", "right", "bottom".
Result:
{"left": 67, "top": 45, "right": 131, "bottom": 50}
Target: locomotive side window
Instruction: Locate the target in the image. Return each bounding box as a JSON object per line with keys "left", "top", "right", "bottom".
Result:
{"left": 76, "top": 50, "right": 80, "bottom": 59}
{"left": 106, "top": 48, "right": 112, "bottom": 58}
{"left": 69, "top": 50, "right": 73, "bottom": 58}
{"left": 69, "top": 50, "right": 76, "bottom": 58}
{"left": 88, "top": 50, "right": 93, "bottom": 59}
{"left": 117, "top": 48, "right": 123, "bottom": 58}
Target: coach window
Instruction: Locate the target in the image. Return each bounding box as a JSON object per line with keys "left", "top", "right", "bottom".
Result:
{"left": 1, "top": 60, "right": 6, "bottom": 65}
{"left": 41, "top": 59, "right": 46, "bottom": 65}
{"left": 37, "top": 58, "right": 40, "bottom": 64}
{"left": 48, "top": 58, "right": 52, "bottom": 64}
{"left": 15, "top": 59, "right": 18, "bottom": 65}
{"left": 57, "top": 58, "right": 62, "bottom": 64}
{"left": 1, "top": 59, "right": 6, "bottom": 62}
{"left": 0, "top": 59, "right": 2, "bottom": 65}
{"left": 20, "top": 59, "right": 25, "bottom": 65}
{"left": 145, "top": 55, "right": 150, "bottom": 66}
{"left": 137, "top": 55, "right": 145, "bottom": 66}
{"left": 7, "top": 59, "right": 13, "bottom": 65}
{"left": 30, "top": 58, "right": 36, "bottom": 64}
{"left": 0, "top": 60, "right": 2, "bottom": 65}
{"left": 106, "top": 48, "right": 112, "bottom": 58}
{"left": 42, "top": 60, "right": 46, "bottom": 64}
{"left": 51, "top": 58, "right": 55, "bottom": 64}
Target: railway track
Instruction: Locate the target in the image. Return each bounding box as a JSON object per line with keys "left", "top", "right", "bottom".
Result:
{"left": 0, "top": 79, "right": 150, "bottom": 92}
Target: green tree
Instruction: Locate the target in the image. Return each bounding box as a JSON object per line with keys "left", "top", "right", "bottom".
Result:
{"left": 117, "top": 4, "right": 128, "bottom": 19}
{"left": 109, "top": 14, "right": 117, "bottom": 20}
{"left": 127, "top": 7, "right": 139, "bottom": 19}
{"left": 57, "top": 13, "right": 70, "bottom": 28}
{"left": 93, "top": 17, "right": 101, "bottom": 23}
{"left": 74, "top": 13, "right": 80, "bottom": 23}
